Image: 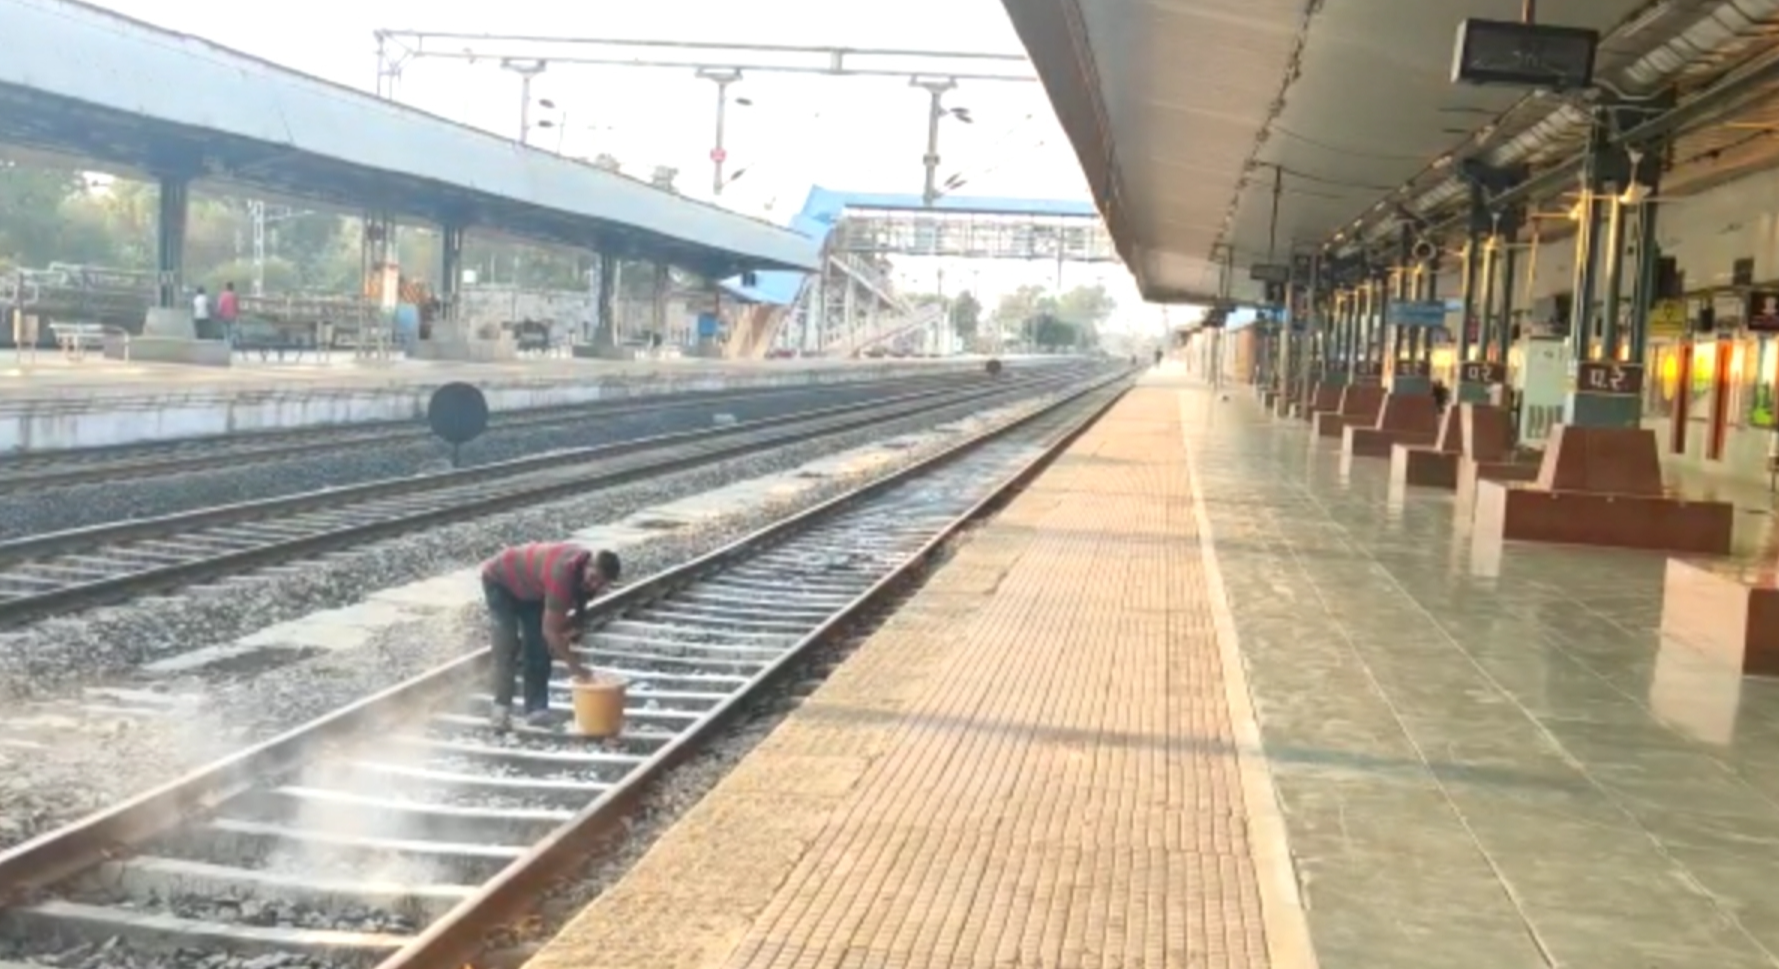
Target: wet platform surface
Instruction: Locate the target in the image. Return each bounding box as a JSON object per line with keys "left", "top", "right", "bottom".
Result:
{"left": 1191, "top": 377, "right": 1779, "bottom": 967}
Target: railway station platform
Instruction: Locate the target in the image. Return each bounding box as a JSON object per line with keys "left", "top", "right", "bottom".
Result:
{"left": 524, "top": 368, "right": 1779, "bottom": 969}
{"left": 0, "top": 355, "right": 977, "bottom": 454}
{"left": 521, "top": 374, "right": 1311, "bottom": 969}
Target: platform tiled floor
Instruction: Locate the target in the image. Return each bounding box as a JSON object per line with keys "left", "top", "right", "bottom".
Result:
{"left": 523, "top": 382, "right": 1287, "bottom": 969}
{"left": 1189, "top": 376, "right": 1779, "bottom": 968}
{"left": 527, "top": 371, "right": 1779, "bottom": 969}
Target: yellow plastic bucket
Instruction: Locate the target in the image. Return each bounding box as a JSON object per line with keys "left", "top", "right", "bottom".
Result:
{"left": 571, "top": 673, "right": 628, "bottom": 738}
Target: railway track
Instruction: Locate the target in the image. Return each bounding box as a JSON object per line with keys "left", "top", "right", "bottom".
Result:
{"left": 0, "top": 368, "right": 1131, "bottom": 969}
{"left": 0, "top": 368, "right": 995, "bottom": 492}
{"left": 0, "top": 364, "right": 1103, "bottom": 627}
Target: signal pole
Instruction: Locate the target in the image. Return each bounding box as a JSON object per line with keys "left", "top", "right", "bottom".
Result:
{"left": 697, "top": 68, "right": 743, "bottom": 196}
{"left": 913, "top": 78, "right": 958, "bottom": 207}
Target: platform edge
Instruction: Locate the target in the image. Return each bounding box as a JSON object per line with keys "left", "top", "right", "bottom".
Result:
{"left": 1178, "top": 391, "right": 1319, "bottom": 969}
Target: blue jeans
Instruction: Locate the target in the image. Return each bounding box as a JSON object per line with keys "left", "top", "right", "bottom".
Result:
{"left": 483, "top": 580, "right": 553, "bottom": 714}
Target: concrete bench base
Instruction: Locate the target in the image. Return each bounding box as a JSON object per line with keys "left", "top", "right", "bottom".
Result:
{"left": 1455, "top": 458, "right": 1541, "bottom": 506}
{"left": 1344, "top": 426, "right": 1435, "bottom": 460}
{"left": 1390, "top": 445, "right": 1458, "bottom": 490}
{"left": 1662, "top": 559, "right": 1779, "bottom": 677}
{"left": 1473, "top": 482, "right": 1733, "bottom": 555}
{"left": 1312, "top": 411, "right": 1353, "bottom": 438}
{"left": 103, "top": 336, "right": 232, "bottom": 367}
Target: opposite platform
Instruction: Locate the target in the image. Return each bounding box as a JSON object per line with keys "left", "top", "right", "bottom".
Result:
{"left": 521, "top": 379, "right": 1312, "bottom": 969}
{"left": 0, "top": 356, "right": 979, "bottom": 454}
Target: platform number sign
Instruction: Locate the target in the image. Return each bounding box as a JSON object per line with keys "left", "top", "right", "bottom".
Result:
{"left": 1459, "top": 361, "right": 1505, "bottom": 384}
{"left": 1576, "top": 361, "right": 1644, "bottom": 397}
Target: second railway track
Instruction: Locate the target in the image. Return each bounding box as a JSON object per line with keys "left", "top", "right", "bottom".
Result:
{"left": 0, "top": 368, "right": 999, "bottom": 493}
{"left": 0, "top": 363, "right": 1107, "bottom": 627}
{"left": 0, "top": 368, "right": 1132, "bottom": 969}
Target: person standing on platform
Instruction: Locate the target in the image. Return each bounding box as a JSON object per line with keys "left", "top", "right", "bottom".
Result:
{"left": 480, "top": 541, "right": 622, "bottom": 730}
{"left": 191, "top": 286, "right": 211, "bottom": 340}
{"left": 217, "top": 281, "right": 240, "bottom": 349}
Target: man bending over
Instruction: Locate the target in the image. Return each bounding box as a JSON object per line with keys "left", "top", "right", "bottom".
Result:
{"left": 480, "top": 541, "right": 621, "bottom": 730}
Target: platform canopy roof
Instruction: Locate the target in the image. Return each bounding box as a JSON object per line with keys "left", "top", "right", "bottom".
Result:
{"left": 999, "top": 0, "right": 1779, "bottom": 303}
{"left": 0, "top": 0, "right": 820, "bottom": 279}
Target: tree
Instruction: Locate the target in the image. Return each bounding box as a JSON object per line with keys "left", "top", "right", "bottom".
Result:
{"left": 1032, "top": 312, "right": 1083, "bottom": 349}
{"left": 0, "top": 165, "right": 91, "bottom": 267}
{"left": 992, "top": 284, "right": 1051, "bottom": 331}
{"left": 1055, "top": 283, "right": 1116, "bottom": 329}
{"left": 949, "top": 290, "right": 981, "bottom": 343}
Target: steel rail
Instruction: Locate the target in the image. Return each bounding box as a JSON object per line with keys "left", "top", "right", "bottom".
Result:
{"left": 0, "top": 366, "right": 1098, "bottom": 625}
{"left": 0, "top": 370, "right": 987, "bottom": 492}
{"left": 0, "top": 369, "right": 1131, "bottom": 968}
{"left": 0, "top": 367, "right": 1063, "bottom": 563}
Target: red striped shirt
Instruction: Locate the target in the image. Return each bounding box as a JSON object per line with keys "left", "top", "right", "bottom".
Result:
{"left": 481, "top": 542, "right": 589, "bottom": 613}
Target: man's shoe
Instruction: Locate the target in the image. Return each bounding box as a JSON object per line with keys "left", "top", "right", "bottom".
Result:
{"left": 489, "top": 705, "right": 512, "bottom": 732}
{"left": 522, "top": 709, "right": 555, "bottom": 730}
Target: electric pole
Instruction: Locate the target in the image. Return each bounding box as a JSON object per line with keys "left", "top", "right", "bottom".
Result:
{"left": 501, "top": 58, "right": 549, "bottom": 145}
{"left": 697, "top": 68, "right": 743, "bottom": 196}
{"left": 913, "top": 78, "right": 958, "bottom": 207}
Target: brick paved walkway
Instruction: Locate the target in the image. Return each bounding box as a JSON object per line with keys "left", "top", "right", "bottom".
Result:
{"left": 524, "top": 381, "right": 1308, "bottom": 969}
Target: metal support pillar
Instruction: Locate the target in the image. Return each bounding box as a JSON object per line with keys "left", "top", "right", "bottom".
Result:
{"left": 437, "top": 222, "right": 466, "bottom": 340}
{"left": 651, "top": 261, "right": 670, "bottom": 348}
{"left": 1570, "top": 134, "right": 1661, "bottom": 428}
{"left": 1600, "top": 197, "right": 1628, "bottom": 360}
{"left": 592, "top": 253, "right": 618, "bottom": 347}
{"left": 154, "top": 174, "right": 189, "bottom": 312}
{"left": 841, "top": 274, "right": 858, "bottom": 354}
{"left": 1563, "top": 111, "right": 1641, "bottom": 428}
{"left": 1335, "top": 289, "right": 1355, "bottom": 385}
{"left": 1456, "top": 213, "right": 1487, "bottom": 403}
{"left": 1303, "top": 254, "right": 1325, "bottom": 405}
{"left": 1479, "top": 234, "right": 1500, "bottom": 362}
{"left": 1628, "top": 175, "right": 1663, "bottom": 365}
{"left": 805, "top": 270, "right": 826, "bottom": 354}
{"left": 1357, "top": 278, "right": 1382, "bottom": 384}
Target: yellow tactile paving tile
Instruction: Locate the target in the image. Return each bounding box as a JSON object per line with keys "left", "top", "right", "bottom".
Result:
{"left": 524, "top": 383, "right": 1304, "bottom": 969}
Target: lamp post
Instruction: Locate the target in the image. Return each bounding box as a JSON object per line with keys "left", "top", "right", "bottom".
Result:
{"left": 500, "top": 58, "right": 549, "bottom": 145}
{"left": 912, "top": 77, "right": 970, "bottom": 206}
{"left": 697, "top": 68, "right": 747, "bottom": 196}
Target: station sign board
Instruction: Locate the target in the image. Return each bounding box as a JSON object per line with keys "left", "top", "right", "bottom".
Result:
{"left": 1575, "top": 360, "right": 1645, "bottom": 397}
{"left": 1386, "top": 301, "right": 1448, "bottom": 328}
{"left": 1747, "top": 291, "right": 1779, "bottom": 332}
{"left": 1458, "top": 360, "right": 1506, "bottom": 385}
{"left": 1452, "top": 18, "right": 1598, "bottom": 90}
{"left": 1249, "top": 264, "right": 1291, "bottom": 285}
{"left": 1648, "top": 299, "right": 1687, "bottom": 338}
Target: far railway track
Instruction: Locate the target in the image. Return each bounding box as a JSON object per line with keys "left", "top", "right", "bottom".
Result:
{"left": 0, "top": 363, "right": 1106, "bottom": 626}
{"left": 0, "top": 369, "right": 992, "bottom": 492}
{"left": 0, "top": 368, "right": 1131, "bottom": 969}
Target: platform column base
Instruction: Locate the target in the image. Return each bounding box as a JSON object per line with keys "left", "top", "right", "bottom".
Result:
{"left": 1662, "top": 559, "right": 1779, "bottom": 676}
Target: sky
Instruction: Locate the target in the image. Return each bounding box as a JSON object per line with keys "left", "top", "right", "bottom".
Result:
{"left": 78, "top": 0, "right": 1168, "bottom": 334}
